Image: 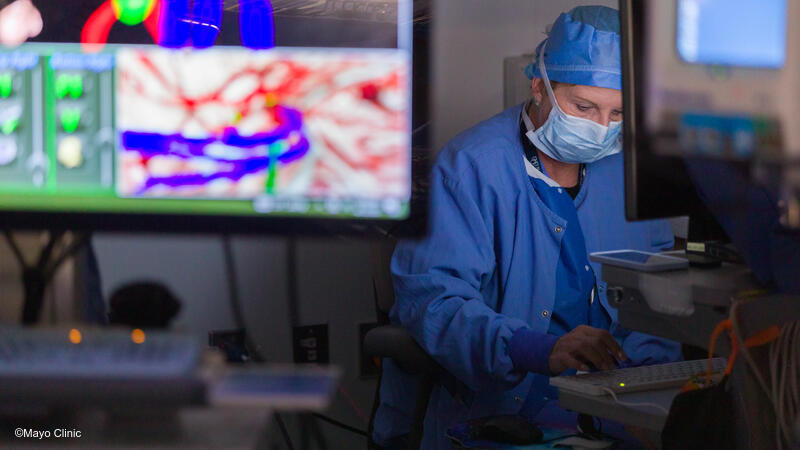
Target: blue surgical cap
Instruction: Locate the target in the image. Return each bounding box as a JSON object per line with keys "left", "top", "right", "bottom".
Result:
{"left": 524, "top": 5, "right": 621, "bottom": 90}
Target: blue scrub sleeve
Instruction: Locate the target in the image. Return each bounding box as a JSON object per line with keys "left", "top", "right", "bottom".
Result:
{"left": 650, "top": 220, "right": 675, "bottom": 251}
{"left": 508, "top": 328, "right": 559, "bottom": 375}
{"left": 391, "top": 167, "right": 530, "bottom": 392}
{"left": 613, "top": 326, "right": 682, "bottom": 366}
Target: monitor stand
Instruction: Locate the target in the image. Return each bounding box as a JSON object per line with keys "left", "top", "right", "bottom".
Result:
{"left": 685, "top": 206, "right": 741, "bottom": 268}
{"left": 2, "top": 231, "right": 92, "bottom": 324}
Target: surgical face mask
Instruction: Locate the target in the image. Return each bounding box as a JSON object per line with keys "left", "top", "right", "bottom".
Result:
{"left": 524, "top": 44, "right": 622, "bottom": 164}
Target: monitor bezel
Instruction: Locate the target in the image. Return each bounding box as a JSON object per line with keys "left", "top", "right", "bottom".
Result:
{"left": 0, "top": 1, "right": 431, "bottom": 237}
{"left": 621, "top": 0, "right": 705, "bottom": 221}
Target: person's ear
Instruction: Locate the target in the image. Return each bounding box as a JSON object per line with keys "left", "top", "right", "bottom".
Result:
{"left": 531, "top": 78, "right": 545, "bottom": 107}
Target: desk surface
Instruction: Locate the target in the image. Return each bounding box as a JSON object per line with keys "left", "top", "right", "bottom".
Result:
{"left": 0, "top": 407, "right": 271, "bottom": 449}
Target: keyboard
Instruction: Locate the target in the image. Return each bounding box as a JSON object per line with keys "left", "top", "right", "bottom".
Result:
{"left": 0, "top": 327, "right": 201, "bottom": 377}
{"left": 0, "top": 327, "right": 206, "bottom": 407}
{"left": 550, "top": 358, "right": 727, "bottom": 396}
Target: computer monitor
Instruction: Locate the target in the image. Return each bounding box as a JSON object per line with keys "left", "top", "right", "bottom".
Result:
{"left": 620, "top": 0, "right": 792, "bottom": 224}
{"left": 0, "top": 0, "right": 429, "bottom": 235}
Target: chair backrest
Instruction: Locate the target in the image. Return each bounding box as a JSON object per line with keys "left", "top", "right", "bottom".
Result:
{"left": 370, "top": 239, "right": 398, "bottom": 317}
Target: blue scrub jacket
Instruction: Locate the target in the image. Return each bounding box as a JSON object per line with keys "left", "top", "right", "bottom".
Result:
{"left": 373, "top": 105, "right": 681, "bottom": 449}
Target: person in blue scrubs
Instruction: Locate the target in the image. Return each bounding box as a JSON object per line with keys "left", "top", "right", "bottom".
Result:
{"left": 372, "top": 6, "right": 682, "bottom": 449}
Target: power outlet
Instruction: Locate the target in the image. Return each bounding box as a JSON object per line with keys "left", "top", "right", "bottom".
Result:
{"left": 359, "top": 322, "right": 380, "bottom": 378}
{"left": 292, "top": 324, "right": 329, "bottom": 364}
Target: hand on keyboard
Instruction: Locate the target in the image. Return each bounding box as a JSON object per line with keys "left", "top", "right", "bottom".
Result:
{"left": 613, "top": 358, "right": 637, "bottom": 370}
{"left": 548, "top": 325, "right": 627, "bottom": 374}
{"left": 550, "top": 358, "right": 728, "bottom": 396}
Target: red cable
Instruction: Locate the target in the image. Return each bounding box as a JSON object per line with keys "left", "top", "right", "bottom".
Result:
{"left": 81, "top": 0, "right": 117, "bottom": 52}
{"left": 337, "top": 385, "right": 369, "bottom": 424}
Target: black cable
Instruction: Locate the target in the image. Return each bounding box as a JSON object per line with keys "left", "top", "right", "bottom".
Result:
{"left": 225, "top": 236, "right": 362, "bottom": 447}
{"left": 298, "top": 414, "right": 329, "bottom": 450}
{"left": 308, "top": 415, "right": 329, "bottom": 450}
{"left": 36, "top": 231, "right": 63, "bottom": 270}
{"left": 285, "top": 237, "right": 300, "bottom": 327}
{"left": 2, "top": 231, "right": 26, "bottom": 267}
{"left": 44, "top": 233, "right": 91, "bottom": 279}
{"left": 299, "top": 415, "right": 310, "bottom": 450}
{"left": 221, "top": 234, "right": 297, "bottom": 450}
{"left": 222, "top": 237, "right": 368, "bottom": 446}
{"left": 220, "top": 234, "right": 266, "bottom": 363}
{"left": 285, "top": 240, "right": 337, "bottom": 450}
{"left": 3, "top": 230, "right": 86, "bottom": 324}
{"left": 311, "top": 413, "right": 368, "bottom": 437}
{"left": 285, "top": 240, "right": 368, "bottom": 445}
{"left": 274, "top": 413, "right": 296, "bottom": 450}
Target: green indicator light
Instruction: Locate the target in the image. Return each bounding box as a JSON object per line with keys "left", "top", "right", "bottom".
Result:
{"left": 55, "top": 74, "right": 70, "bottom": 99}
{"left": 619, "top": 383, "right": 625, "bottom": 387}
{"left": 69, "top": 75, "right": 83, "bottom": 99}
{"left": 55, "top": 74, "right": 83, "bottom": 99}
{"left": 1, "top": 118, "right": 18, "bottom": 135}
{"left": 60, "top": 109, "right": 81, "bottom": 133}
{"left": 0, "top": 74, "right": 12, "bottom": 99}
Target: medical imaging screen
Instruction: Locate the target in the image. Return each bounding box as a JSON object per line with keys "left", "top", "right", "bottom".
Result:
{"left": 0, "top": 0, "right": 412, "bottom": 219}
{"left": 677, "top": 0, "right": 787, "bottom": 68}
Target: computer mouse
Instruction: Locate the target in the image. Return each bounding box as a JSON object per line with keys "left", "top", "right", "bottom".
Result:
{"left": 469, "top": 415, "right": 543, "bottom": 445}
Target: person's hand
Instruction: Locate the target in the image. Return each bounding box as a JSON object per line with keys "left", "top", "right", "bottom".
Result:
{"left": 0, "top": 0, "right": 42, "bottom": 47}
{"left": 548, "top": 325, "right": 626, "bottom": 374}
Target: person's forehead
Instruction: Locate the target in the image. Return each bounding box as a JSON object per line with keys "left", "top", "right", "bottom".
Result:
{"left": 559, "top": 84, "right": 621, "bottom": 103}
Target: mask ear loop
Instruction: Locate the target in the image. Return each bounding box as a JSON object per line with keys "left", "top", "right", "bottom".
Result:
{"left": 522, "top": 105, "right": 537, "bottom": 133}
{"left": 537, "top": 40, "right": 564, "bottom": 114}
{"left": 523, "top": 42, "right": 559, "bottom": 138}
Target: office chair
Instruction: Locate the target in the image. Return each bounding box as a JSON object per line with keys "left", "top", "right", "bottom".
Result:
{"left": 364, "top": 238, "right": 442, "bottom": 450}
